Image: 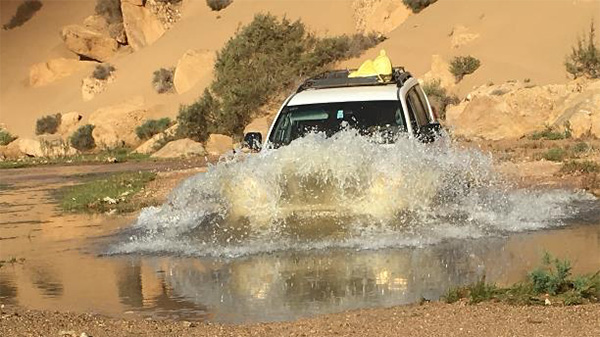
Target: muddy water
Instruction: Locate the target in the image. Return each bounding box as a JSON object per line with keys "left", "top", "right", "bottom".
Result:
{"left": 1, "top": 164, "right": 600, "bottom": 322}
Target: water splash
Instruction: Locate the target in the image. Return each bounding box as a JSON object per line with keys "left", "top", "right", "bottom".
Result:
{"left": 110, "top": 130, "right": 593, "bottom": 258}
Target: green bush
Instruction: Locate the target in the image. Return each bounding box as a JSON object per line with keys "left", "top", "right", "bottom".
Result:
{"left": 422, "top": 79, "right": 459, "bottom": 120}
{"left": 206, "top": 0, "right": 232, "bottom": 11}
{"left": 190, "top": 13, "right": 383, "bottom": 137}
{"left": 70, "top": 125, "right": 96, "bottom": 151}
{"left": 560, "top": 160, "right": 600, "bottom": 174}
{"left": 565, "top": 21, "right": 600, "bottom": 79}
{"left": 402, "top": 0, "right": 437, "bottom": 13}
{"left": 0, "top": 130, "right": 17, "bottom": 146}
{"left": 135, "top": 118, "right": 172, "bottom": 140}
{"left": 529, "top": 253, "right": 572, "bottom": 295}
{"left": 449, "top": 56, "right": 481, "bottom": 82}
{"left": 542, "top": 147, "right": 566, "bottom": 162}
{"left": 177, "top": 89, "right": 217, "bottom": 142}
{"left": 35, "top": 113, "right": 62, "bottom": 135}
{"left": 95, "top": 0, "right": 122, "bottom": 24}
{"left": 2, "top": 0, "right": 43, "bottom": 30}
{"left": 571, "top": 142, "right": 589, "bottom": 154}
{"left": 152, "top": 68, "right": 175, "bottom": 94}
{"left": 529, "top": 127, "right": 570, "bottom": 140}
{"left": 92, "top": 64, "right": 116, "bottom": 80}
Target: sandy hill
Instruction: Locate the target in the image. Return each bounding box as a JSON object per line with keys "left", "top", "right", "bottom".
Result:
{"left": 0, "top": 0, "right": 598, "bottom": 139}
{"left": 344, "top": 0, "right": 600, "bottom": 96}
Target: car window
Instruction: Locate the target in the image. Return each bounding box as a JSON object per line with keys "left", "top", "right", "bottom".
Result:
{"left": 269, "top": 101, "right": 406, "bottom": 147}
{"left": 406, "top": 87, "right": 430, "bottom": 128}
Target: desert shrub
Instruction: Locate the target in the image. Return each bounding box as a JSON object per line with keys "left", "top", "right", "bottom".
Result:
{"left": 449, "top": 56, "right": 481, "bottom": 82}
{"left": 155, "top": 0, "right": 183, "bottom": 3}
{"left": 422, "top": 79, "right": 459, "bottom": 120}
{"left": 529, "top": 253, "right": 573, "bottom": 295}
{"left": 70, "top": 125, "right": 96, "bottom": 151}
{"left": 177, "top": 89, "right": 217, "bottom": 142}
{"left": 402, "top": 0, "right": 437, "bottom": 13}
{"left": 95, "top": 0, "right": 122, "bottom": 24}
{"left": 542, "top": 147, "right": 566, "bottom": 162}
{"left": 35, "top": 113, "right": 62, "bottom": 135}
{"left": 206, "top": 0, "right": 232, "bottom": 11}
{"left": 92, "top": 63, "right": 116, "bottom": 80}
{"left": 530, "top": 127, "right": 570, "bottom": 140}
{"left": 0, "top": 130, "right": 17, "bottom": 146}
{"left": 571, "top": 141, "right": 589, "bottom": 154}
{"left": 565, "top": 21, "right": 600, "bottom": 79}
{"left": 152, "top": 68, "right": 175, "bottom": 94}
{"left": 135, "top": 118, "right": 172, "bottom": 140}
{"left": 560, "top": 160, "right": 600, "bottom": 174}
{"left": 198, "top": 14, "right": 383, "bottom": 137}
{"left": 2, "top": 0, "right": 43, "bottom": 30}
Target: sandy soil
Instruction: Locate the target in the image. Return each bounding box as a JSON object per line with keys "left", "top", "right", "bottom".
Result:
{"left": 2, "top": 302, "right": 600, "bottom": 337}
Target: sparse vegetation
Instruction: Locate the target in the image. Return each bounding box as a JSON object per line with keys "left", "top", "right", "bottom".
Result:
{"left": 35, "top": 113, "right": 62, "bottom": 135}
{"left": 2, "top": 0, "right": 43, "bottom": 30}
{"left": 0, "top": 129, "right": 17, "bottom": 145}
{"left": 0, "top": 148, "right": 151, "bottom": 170}
{"left": 70, "top": 124, "right": 96, "bottom": 151}
{"left": 449, "top": 56, "right": 481, "bottom": 82}
{"left": 422, "top": 79, "right": 459, "bottom": 120}
{"left": 152, "top": 68, "right": 175, "bottom": 94}
{"left": 402, "top": 0, "right": 437, "bottom": 13}
{"left": 560, "top": 160, "right": 600, "bottom": 174}
{"left": 92, "top": 64, "right": 116, "bottom": 80}
{"left": 179, "top": 14, "right": 384, "bottom": 139}
{"left": 136, "top": 118, "right": 173, "bottom": 140}
{"left": 565, "top": 20, "right": 600, "bottom": 79}
{"left": 444, "top": 253, "right": 600, "bottom": 306}
{"left": 529, "top": 127, "right": 570, "bottom": 140}
{"left": 542, "top": 147, "right": 567, "bottom": 162}
{"left": 58, "top": 171, "right": 157, "bottom": 213}
{"left": 95, "top": 0, "right": 122, "bottom": 24}
{"left": 571, "top": 141, "right": 590, "bottom": 154}
{"left": 206, "top": 0, "right": 232, "bottom": 11}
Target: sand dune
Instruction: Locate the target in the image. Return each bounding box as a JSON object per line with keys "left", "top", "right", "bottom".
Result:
{"left": 1, "top": 0, "right": 599, "bottom": 138}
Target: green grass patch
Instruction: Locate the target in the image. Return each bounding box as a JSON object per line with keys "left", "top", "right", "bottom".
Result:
{"left": 443, "top": 253, "right": 600, "bottom": 306}
{"left": 58, "top": 171, "right": 157, "bottom": 213}
{"left": 542, "top": 147, "right": 567, "bottom": 162}
{"left": 530, "top": 128, "right": 570, "bottom": 140}
{"left": 560, "top": 160, "right": 600, "bottom": 174}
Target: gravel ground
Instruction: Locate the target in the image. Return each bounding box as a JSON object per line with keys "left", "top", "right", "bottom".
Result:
{"left": 2, "top": 302, "right": 599, "bottom": 337}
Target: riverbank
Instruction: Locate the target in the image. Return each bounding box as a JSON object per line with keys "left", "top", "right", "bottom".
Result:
{"left": 2, "top": 302, "right": 600, "bottom": 337}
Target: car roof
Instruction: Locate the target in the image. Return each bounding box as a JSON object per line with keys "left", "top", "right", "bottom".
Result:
{"left": 287, "top": 84, "right": 399, "bottom": 106}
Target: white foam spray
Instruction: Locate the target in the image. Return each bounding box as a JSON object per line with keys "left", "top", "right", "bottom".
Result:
{"left": 110, "top": 130, "right": 594, "bottom": 258}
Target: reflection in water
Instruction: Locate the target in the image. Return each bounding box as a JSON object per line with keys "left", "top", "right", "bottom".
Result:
{"left": 0, "top": 275, "right": 17, "bottom": 305}
{"left": 29, "top": 263, "right": 64, "bottom": 298}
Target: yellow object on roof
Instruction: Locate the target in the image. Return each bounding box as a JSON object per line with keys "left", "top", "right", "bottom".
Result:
{"left": 348, "top": 50, "right": 392, "bottom": 81}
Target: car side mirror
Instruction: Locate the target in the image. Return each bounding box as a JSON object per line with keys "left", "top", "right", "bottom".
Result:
{"left": 242, "top": 132, "right": 262, "bottom": 151}
{"left": 418, "top": 123, "right": 442, "bottom": 143}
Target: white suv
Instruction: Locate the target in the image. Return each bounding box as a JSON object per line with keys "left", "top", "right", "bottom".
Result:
{"left": 244, "top": 67, "right": 443, "bottom": 150}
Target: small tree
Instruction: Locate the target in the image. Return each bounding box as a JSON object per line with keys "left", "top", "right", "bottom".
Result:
{"left": 152, "top": 68, "right": 175, "bottom": 94}
{"left": 136, "top": 118, "right": 173, "bottom": 140}
{"left": 70, "top": 125, "right": 96, "bottom": 151}
{"left": 2, "top": 0, "right": 43, "bottom": 30}
{"left": 177, "top": 89, "right": 217, "bottom": 142}
{"left": 565, "top": 21, "right": 600, "bottom": 79}
{"left": 206, "top": 0, "right": 232, "bottom": 11}
{"left": 92, "top": 64, "right": 116, "bottom": 80}
{"left": 35, "top": 113, "right": 62, "bottom": 135}
{"left": 449, "top": 56, "right": 481, "bottom": 82}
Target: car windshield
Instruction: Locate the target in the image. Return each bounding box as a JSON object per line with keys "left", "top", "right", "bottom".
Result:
{"left": 268, "top": 101, "right": 406, "bottom": 148}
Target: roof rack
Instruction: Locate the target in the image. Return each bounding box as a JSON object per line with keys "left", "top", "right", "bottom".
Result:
{"left": 297, "top": 66, "right": 412, "bottom": 93}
